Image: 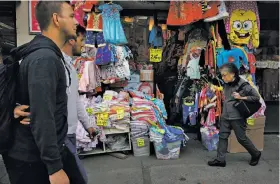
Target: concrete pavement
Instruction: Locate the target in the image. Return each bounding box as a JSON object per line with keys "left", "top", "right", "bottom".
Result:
{"left": 1, "top": 134, "right": 279, "bottom": 184}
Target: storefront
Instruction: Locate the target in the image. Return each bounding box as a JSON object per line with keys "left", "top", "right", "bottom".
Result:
{"left": 13, "top": 1, "right": 279, "bottom": 158}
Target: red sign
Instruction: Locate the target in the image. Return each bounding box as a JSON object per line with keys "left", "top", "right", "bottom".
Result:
{"left": 28, "top": 0, "right": 41, "bottom": 34}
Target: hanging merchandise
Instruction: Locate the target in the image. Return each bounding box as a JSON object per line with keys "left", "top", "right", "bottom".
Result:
{"left": 77, "top": 59, "right": 102, "bottom": 94}
{"left": 72, "top": 1, "right": 86, "bottom": 27}
{"left": 216, "top": 47, "right": 249, "bottom": 70}
{"left": 98, "top": 3, "right": 128, "bottom": 44}
{"left": 166, "top": 1, "right": 220, "bottom": 26}
{"left": 225, "top": 1, "right": 260, "bottom": 48}
{"left": 149, "top": 25, "right": 164, "bottom": 48}
{"left": 204, "top": 0, "right": 229, "bottom": 22}
{"left": 83, "top": 0, "right": 99, "bottom": 12}
{"left": 180, "top": 28, "right": 208, "bottom": 78}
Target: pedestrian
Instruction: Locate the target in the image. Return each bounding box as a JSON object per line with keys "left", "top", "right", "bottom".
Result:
{"left": 208, "top": 63, "right": 261, "bottom": 167}
{"left": 3, "top": 1, "right": 79, "bottom": 184}
{"left": 14, "top": 25, "right": 95, "bottom": 184}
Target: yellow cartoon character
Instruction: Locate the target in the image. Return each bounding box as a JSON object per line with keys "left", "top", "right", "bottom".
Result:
{"left": 229, "top": 9, "right": 259, "bottom": 48}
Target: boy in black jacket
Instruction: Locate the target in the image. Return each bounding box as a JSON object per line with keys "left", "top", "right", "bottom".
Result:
{"left": 3, "top": 1, "right": 78, "bottom": 184}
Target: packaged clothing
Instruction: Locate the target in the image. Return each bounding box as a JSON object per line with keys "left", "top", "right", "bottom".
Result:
{"left": 85, "top": 31, "right": 105, "bottom": 48}
{"left": 149, "top": 25, "right": 163, "bottom": 47}
{"left": 200, "top": 126, "right": 219, "bottom": 151}
{"left": 98, "top": 3, "right": 127, "bottom": 44}
{"left": 85, "top": 12, "right": 103, "bottom": 32}
{"left": 225, "top": 1, "right": 260, "bottom": 48}
{"left": 106, "top": 135, "right": 129, "bottom": 151}
{"left": 182, "top": 93, "right": 199, "bottom": 125}
{"left": 216, "top": 48, "right": 249, "bottom": 69}
{"left": 167, "top": 1, "right": 220, "bottom": 26}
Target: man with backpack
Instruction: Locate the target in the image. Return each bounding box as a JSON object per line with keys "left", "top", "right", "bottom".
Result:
{"left": 1, "top": 2, "right": 81, "bottom": 184}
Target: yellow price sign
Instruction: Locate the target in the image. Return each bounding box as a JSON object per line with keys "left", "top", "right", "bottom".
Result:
{"left": 86, "top": 108, "right": 93, "bottom": 116}
{"left": 149, "top": 48, "right": 162, "bottom": 62}
{"left": 78, "top": 74, "right": 82, "bottom": 79}
{"left": 116, "top": 109, "right": 125, "bottom": 120}
{"left": 247, "top": 118, "right": 255, "bottom": 126}
{"left": 103, "top": 94, "right": 113, "bottom": 101}
{"left": 136, "top": 138, "right": 145, "bottom": 147}
{"left": 96, "top": 113, "right": 109, "bottom": 126}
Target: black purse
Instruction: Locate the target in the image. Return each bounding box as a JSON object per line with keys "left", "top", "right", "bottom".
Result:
{"left": 233, "top": 83, "right": 262, "bottom": 119}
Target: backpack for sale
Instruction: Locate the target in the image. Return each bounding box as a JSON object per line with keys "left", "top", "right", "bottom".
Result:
{"left": 0, "top": 54, "right": 19, "bottom": 154}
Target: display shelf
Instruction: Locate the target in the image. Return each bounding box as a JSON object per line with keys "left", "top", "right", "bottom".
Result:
{"left": 104, "top": 127, "right": 130, "bottom": 135}
{"left": 79, "top": 148, "right": 105, "bottom": 156}
{"left": 78, "top": 127, "right": 131, "bottom": 156}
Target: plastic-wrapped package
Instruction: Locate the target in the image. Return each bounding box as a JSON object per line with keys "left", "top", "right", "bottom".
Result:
{"left": 105, "top": 135, "right": 129, "bottom": 151}
{"left": 200, "top": 126, "right": 219, "bottom": 151}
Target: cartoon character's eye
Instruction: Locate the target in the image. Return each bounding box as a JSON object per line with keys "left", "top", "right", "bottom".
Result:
{"left": 233, "top": 21, "right": 242, "bottom": 30}
{"left": 243, "top": 21, "right": 253, "bottom": 31}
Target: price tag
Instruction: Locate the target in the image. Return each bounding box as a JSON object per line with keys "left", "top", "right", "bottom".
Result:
{"left": 103, "top": 94, "right": 113, "bottom": 101}
{"left": 86, "top": 108, "right": 93, "bottom": 116}
{"left": 96, "top": 113, "right": 109, "bottom": 126}
{"left": 78, "top": 74, "right": 82, "bottom": 79}
{"left": 149, "top": 48, "right": 162, "bottom": 63}
{"left": 116, "top": 109, "right": 125, "bottom": 120}
{"left": 247, "top": 118, "right": 255, "bottom": 126}
{"left": 137, "top": 138, "right": 145, "bottom": 147}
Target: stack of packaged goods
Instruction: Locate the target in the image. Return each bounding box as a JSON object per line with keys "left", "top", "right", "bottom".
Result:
{"left": 130, "top": 121, "right": 150, "bottom": 156}
{"left": 200, "top": 126, "right": 219, "bottom": 151}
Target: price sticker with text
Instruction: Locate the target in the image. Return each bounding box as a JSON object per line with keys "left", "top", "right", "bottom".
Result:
{"left": 103, "top": 94, "right": 113, "bottom": 101}
{"left": 96, "top": 113, "right": 109, "bottom": 126}
{"left": 149, "top": 48, "right": 162, "bottom": 63}
{"left": 86, "top": 108, "right": 93, "bottom": 116}
{"left": 116, "top": 109, "right": 125, "bottom": 120}
{"left": 137, "top": 138, "right": 145, "bottom": 147}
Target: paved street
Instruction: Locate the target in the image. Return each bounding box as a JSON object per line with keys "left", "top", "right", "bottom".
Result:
{"left": 1, "top": 134, "right": 279, "bottom": 184}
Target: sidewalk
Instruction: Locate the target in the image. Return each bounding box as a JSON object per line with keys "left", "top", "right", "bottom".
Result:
{"left": 1, "top": 135, "right": 279, "bottom": 184}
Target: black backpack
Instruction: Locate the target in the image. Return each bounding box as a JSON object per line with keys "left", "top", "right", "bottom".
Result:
{"left": 0, "top": 55, "right": 19, "bottom": 154}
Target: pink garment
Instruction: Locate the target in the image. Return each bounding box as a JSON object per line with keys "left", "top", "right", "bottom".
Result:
{"left": 72, "top": 1, "right": 85, "bottom": 28}
{"left": 79, "top": 61, "right": 101, "bottom": 93}
{"left": 204, "top": 108, "right": 216, "bottom": 126}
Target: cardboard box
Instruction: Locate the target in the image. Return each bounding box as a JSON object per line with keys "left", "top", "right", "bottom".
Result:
{"left": 228, "top": 116, "right": 266, "bottom": 153}
{"left": 140, "top": 70, "right": 154, "bottom": 82}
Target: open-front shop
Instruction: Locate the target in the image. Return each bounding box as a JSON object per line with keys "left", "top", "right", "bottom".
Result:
{"left": 30, "top": 0, "right": 278, "bottom": 158}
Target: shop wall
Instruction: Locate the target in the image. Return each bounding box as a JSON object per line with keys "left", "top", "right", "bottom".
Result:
{"left": 16, "top": 1, "right": 35, "bottom": 46}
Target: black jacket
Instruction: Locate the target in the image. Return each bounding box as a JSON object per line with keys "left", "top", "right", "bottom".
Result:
{"left": 222, "top": 77, "right": 260, "bottom": 120}
{"left": 8, "top": 35, "right": 68, "bottom": 175}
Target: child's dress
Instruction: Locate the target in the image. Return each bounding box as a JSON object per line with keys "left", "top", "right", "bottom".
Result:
{"left": 98, "top": 3, "right": 127, "bottom": 45}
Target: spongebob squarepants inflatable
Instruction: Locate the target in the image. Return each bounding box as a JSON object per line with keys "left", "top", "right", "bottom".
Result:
{"left": 229, "top": 9, "right": 259, "bottom": 48}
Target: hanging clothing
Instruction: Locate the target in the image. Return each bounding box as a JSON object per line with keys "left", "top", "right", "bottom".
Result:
{"left": 85, "top": 31, "right": 105, "bottom": 48}
{"left": 149, "top": 25, "right": 164, "bottom": 47}
{"left": 83, "top": 0, "right": 99, "bottom": 12}
{"left": 204, "top": 0, "right": 229, "bottom": 22}
{"left": 98, "top": 3, "right": 127, "bottom": 44}
{"left": 85, "top": 12, "right": 103, "bottom": 32}
{"left": 167, "top": 1, "right": 220, "bottom": 26}
{"left": 216, "top": 48, "right": 249, "bottom": 69}
{"left": 225, "top": 1, "right": 260, "bottom": 48}
{"left": 72, "top": 1, "right": 85, "bottom": 27}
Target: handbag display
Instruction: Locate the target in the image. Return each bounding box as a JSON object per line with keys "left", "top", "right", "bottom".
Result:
{"left": 233, "top": 83, "right": 262, "bottom": 119}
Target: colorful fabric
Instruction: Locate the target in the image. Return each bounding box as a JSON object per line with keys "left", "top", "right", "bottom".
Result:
{"left": 85, "top": 31, "right": 105, "bottom": 48}
{"left": 216, "top": 48, "right": 249, "bottom": 69}
{"left": 95, "top": 44, "right": 116, "bottom": 65}
{"left": 167, "top": 1, "right": 220, "bottom": 26}
{"left": 86, "top": 12, "right": 103, "bottom": 32}
{"left": 98, "top": 3, "right": 127, "bottom": 44}
{"left": 83, "top": 0, "right": 99, "bottom": 12}
{"left": 149, "top": 25, "right": 163, "bottom": 47}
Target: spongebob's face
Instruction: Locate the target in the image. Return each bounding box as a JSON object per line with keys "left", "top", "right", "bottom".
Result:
{"left": 229, "top": 9, "right": 258, "bottom": 46}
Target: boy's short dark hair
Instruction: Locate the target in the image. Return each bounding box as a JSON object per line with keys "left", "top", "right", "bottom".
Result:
{"left": 35, "top": 1, "right": 70, "bottom": 31}
{"left": 76, "top": 25, "right": 86, "bottom": 37}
